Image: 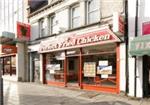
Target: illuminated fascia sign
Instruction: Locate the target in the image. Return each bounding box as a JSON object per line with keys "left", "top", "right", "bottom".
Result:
{"left": 17, "top": 22, "right": 31, "bottom": 41}
{"left": 0, "top": 45, "right": 17, "bottom": 54}
{"left": 39, "top": 28, "right": 120, "bottom": 53}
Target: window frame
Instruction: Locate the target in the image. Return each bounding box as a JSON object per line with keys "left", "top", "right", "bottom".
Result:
{"left": 48, "top": 14, "right": 56, "bottom": 35}
{"left": 39, "top": 19, "right": 45, "bottom": 37}
{"left": 70, "top": 4, "right": 80, "bottom": 29}
{"left": 86, "top": 0, "right": 100, "bottom": 24}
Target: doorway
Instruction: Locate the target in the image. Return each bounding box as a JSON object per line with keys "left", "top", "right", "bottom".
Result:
{"left": 31, "top": 52, "right": 40, "bottom": 83}
{"left": 143, "top": 55, "right": 150, "bottom": 97}
{"left": 67, "top": 57, "right": 79, "bottom": 87}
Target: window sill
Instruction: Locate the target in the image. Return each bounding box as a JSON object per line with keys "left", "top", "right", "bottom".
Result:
{"left": 66, "top": 21, "right": 101, "bottom": 32}
{"left": 28, "top": 21, "right": 101, "bottom": 45}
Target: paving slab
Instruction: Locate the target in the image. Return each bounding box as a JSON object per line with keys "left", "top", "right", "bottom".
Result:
{"left": 2, "top": 80, "right": 150, "bottom": 105}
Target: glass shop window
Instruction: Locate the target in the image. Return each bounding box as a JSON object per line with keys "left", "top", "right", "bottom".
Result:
{"left": 82, "top": 46, "right": 117, "bottom": 87}
{"left": 4, "top": 57, "right": 11, "bottom": 75}
{"left": 45, "top": 52, "right": 65, "bottom": 82}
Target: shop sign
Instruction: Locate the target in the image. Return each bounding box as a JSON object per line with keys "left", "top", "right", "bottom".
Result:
{"left": 0, "top": 45, "right": 17, "bottom": 54}
{"left": 39, "top": 28, "right": 120, "bottom": 53}
{"left": 129, "top": 35, "right": 150, "bottom": 56}
{"left": 135, "top": 42, "right": 150, "bottom": 50}
{"left": 17, "top": 22, "right": 30, "bottom": 41}
{"left": 142, "top": 21, "right": 150, "bottom": 35}
{"left": 119, "top": 15, "right": 124, "bottom": 34}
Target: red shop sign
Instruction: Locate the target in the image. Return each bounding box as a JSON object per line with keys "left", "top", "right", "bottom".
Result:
{"left": 142, "top": 21, "right": 150, "bottom": 35}
{"left": 119, "top": 15, "right": 124, "bottom": 34}
{"left": 39, "top": 28, "right": 120, "bottom": 53}
{"left": 0, "top": 45, "right": 17, "bottom": 54}
{"left": 17, "top": 22, "right": 30, "bottom": 41}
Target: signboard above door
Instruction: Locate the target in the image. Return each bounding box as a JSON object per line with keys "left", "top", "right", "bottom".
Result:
{"left": 0, "top": 45, "right": 17, "bottom": 54}
{"left": 39, "top": 28, "right": 121, "bottom": 53}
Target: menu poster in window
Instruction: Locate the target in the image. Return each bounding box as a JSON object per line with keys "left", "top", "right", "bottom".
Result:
{"left": 46, "top": 64, "right": 60, "bottom": 71}
{"left": 97, "top": 66, "right": 112, "bottom": 75}
{"left": 84, "top": 62, "right": 96, "bottom": 77}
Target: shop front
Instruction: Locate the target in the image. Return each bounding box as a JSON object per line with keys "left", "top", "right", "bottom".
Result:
{"left": 0, "top": 45, "right": 17, "bottom": 76}
{"left": 39, "top": 28, "right": 121, "bottom": 93}
{"left": 29, "top": 52, "right": 40, "bottom": 83}
{"left": 130, "top": 35, "right": 150, "bottom": 97}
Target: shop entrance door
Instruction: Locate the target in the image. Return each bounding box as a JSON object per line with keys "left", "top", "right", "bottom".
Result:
{"left": 143, "top": 56, "right": 150, "bottom": 97}
{"left": 67, "top": 57, "right": 79, "bottom": 87}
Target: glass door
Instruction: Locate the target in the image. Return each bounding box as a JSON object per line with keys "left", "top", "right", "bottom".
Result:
{"left": 67, "top": 57, "right": 79, "bottom": 87}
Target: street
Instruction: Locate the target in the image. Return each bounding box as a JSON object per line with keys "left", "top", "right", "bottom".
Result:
{"left": 2, "top": 80, "right": 150, "bottom": 105}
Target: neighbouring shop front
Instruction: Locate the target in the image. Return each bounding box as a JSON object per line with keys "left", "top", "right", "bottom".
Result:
{"left": 0, "top": 45, "right": 17, "bottom": 76}
{"left": 130, "top": 35, "right": 150, "bottom": 97}
{"left": 29, "top": 52, "right": 40, "bottom": 83}
{"left": 39, "top": 28, "right": 121, "bottom": 93}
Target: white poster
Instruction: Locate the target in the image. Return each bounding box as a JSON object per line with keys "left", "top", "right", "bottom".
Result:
{"left": 46, "top": 64, "right": 60, "bottom": 71}
{"left": 55, "top": 64, "right": 61, "bottom": 70}
{"left": 101, "top": 74, "right": 108, "bottom": 78}
{"left": 49, "top": 70, "right": 55, "bottom": 74}
{"left": 99, "top": 60, "right": 108, "bottom": 66}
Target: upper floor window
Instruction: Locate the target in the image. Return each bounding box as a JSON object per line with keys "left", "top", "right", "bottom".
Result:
{"left": 29, "top": 0, "right": 48, "bottom": 13}
{"left": 70, "top": 4, "right": 80, "bottom": 28}
{"left": 86, "top": 0, "right": 99, "bottom": 24}
{"left": 39, "top": 19, "right": 45, "bottom": 37}
{"left": 49, "top": 15, "right": 57, "bottom": 35}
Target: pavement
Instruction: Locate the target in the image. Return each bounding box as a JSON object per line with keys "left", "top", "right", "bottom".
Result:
{"left": 2, "top": 80, "right": 150, "bottom": 105}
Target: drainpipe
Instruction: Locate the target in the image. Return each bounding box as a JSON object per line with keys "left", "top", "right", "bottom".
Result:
{"left": 125, "top": 0, "right": 129, "bottom": 95}
{"left": 134, "top": 0, "right": 139, "bottom": 97}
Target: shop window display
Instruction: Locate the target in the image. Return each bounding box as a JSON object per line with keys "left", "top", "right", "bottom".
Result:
{"left": 4, "top": 57, "right": 11, "bottom": 75}
{"left": 82, "top": 45, "right": 117, "bottom": 87}
{"left": 46, "top": 52, "right": 65, "bottom": 82}
{"left": 11, "top": 56, "right": 16, "bottom": 75}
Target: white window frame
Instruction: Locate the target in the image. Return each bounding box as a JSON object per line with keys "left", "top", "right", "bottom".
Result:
{"left": 49, "top": 14, "right": 56, "bottom": 35}
{"left": 86, "top": 0, "right": 100, "bottom": 24}
{"left": 39, "top": 19, "right": 45, "bottom": 37}
{"left": 70, "top": 4, "right": 80, "bottom": 29}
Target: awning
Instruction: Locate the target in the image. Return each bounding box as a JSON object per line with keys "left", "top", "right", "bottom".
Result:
{"left": 0, "top": 31, "right": 16, "bottom": 44}
{"left": 129, "top": 35, "right": 150, "bottom": 56}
